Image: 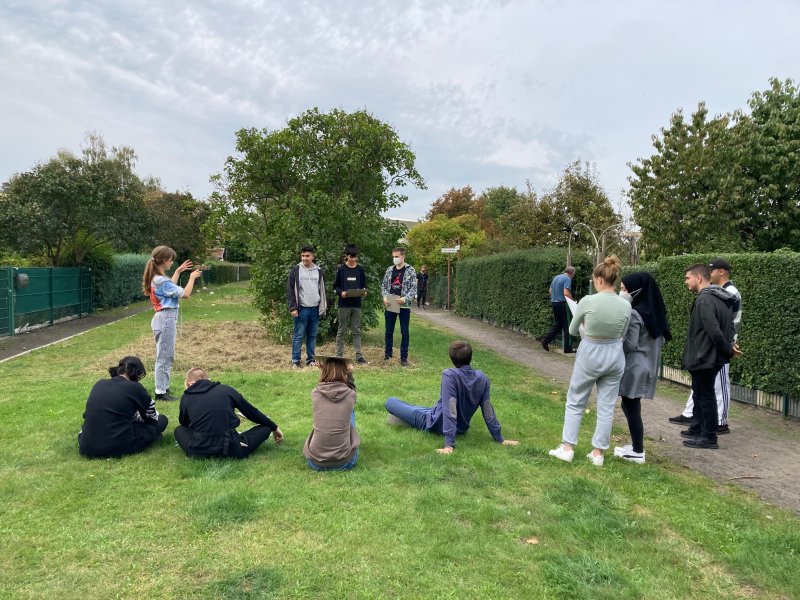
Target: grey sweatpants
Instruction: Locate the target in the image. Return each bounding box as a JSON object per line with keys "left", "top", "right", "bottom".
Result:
{"left": 151, "top": 308, "right": 178, "bottom": 394}
{"left": 335, "top": 307, "right": 363, "bottom": 360}
{"left": 562, "top": 338, "right": 625, "bottom": 450}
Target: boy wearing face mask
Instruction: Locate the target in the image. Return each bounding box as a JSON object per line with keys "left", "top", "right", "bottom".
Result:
{"left": 382, "top": 247, "right": 417, "bottom": 366}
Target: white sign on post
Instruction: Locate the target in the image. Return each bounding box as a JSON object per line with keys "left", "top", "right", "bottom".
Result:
{"left": 441, "top": 247, "right": 458, "bottom": 254}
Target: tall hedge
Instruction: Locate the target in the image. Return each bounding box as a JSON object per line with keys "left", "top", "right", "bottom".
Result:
{"left": 92, "top": 254, "right": 150, "bottom": 309}
{"left": 640, "top": 252, "right": 800, "bottom": 399}
{"left": 452, "top": 248, "right": 593, "bottom": 335}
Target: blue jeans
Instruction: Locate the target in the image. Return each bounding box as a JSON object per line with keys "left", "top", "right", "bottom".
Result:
{"left": 384, "top": 308, "right": 410, "bottom": 359}
{"left": 292, "top": 306, "right": 320, "bottom": 364}
{"left": 307, "top": 413, "right": 359, "bottom": 471}
{"left": 385, "top": 396, "right": 432, "bottom": 431}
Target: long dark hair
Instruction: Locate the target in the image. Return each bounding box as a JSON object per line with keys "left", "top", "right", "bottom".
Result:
{"left": 108, "top": 356, "right": 146, "bottom": 382}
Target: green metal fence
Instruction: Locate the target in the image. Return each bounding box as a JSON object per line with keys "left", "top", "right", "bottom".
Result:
{"left": 0, "top": 267, "right": 92, "bottom": 336}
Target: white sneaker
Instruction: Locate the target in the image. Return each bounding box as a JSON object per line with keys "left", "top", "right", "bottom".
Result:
{"left": 615, "top": 447, "right": 646, "bottom": 464}
{"left": 548, "top": 445, "right": 574, "bottom": 463}
{"left": 586, "top": 452, "right": 604, "bottom": 467}
{"left": 613, "top": 444, "right": 633, "bottom": 458}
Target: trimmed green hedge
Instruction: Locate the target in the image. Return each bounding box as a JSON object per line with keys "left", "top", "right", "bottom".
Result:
{"left": 642, "top": 252, "right": 800, "bottom": 399}
{"left": 450, "top": 248, "right": 594, "bottom": 335}
{"left": 92, "top": 254, "right": 150, "bottom": 309}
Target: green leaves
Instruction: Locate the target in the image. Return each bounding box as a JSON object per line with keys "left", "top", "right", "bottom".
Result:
{"left": 628, "top": 78, "right": 800, "bottom": 258}
{"left": 212, "top": 107, "right": 426, "bottom": 338}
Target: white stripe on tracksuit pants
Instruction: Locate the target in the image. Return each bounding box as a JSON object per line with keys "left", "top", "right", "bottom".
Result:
{"left": 562, "top": 338, "right": 625, "bottom": 450}
{"left": 681, "top": 363, "right": 730, "bottom": 425}
{"left": 151, "top": 308, "right": 178, "bottom": 394}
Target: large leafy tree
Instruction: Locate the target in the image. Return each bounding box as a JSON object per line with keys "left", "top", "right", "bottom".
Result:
{"left": 425, "top": 186, "right": 484, "bottom": 221}
{"left": 0, "top": 134, "right": 148, "bottom": 265}
{"left": 143, "top": 189, "right": 212, "bottom": 261}
{"left": 212, "top": 107, "right": 425, "bottom": 339}
{"left": 405, "top": 214, "right": 486, "bottom": 275}
{"left": 628, "top": 78, "right": 800, "bottom": 257}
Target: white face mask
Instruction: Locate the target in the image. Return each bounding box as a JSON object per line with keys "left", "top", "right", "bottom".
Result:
{"left": 392, "top": 256, "right": 402, "bottom": 266}
{"left": 619, "top": 291, "right": 633, "bottom": 303}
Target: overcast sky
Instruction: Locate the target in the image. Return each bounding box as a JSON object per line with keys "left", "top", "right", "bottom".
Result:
{"left": 2, "top": 1, "right": 798, "bottom": 221}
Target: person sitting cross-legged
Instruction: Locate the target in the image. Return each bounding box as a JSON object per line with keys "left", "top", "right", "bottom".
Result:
{"left": 385, "top": 340, "right": 519, "bottom": 454}
{"left": 174, "top": 368, "right": 283, "bottom": 458}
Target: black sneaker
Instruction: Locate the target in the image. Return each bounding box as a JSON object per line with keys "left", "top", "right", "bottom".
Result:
{"left": 356, "top": 357, "right": 369, "bottom": 365}
{"left": 563, "top": 349, "right": 576, "bottom": 354}
{"left": 669, "top": 414, "right": 692, "bottom": 424}
{"left": 291, "top": 362, "right": 301, "bottom": 370}
{"left": 540, "top": 340, "right": 550, "bottom": 352}
{"left": 155, "top": 392, "right": 178, "bottom": 401}
{"left": 682, "top": 438, "right": 719, "bottom": 449}
{"left": 680, "top": 429, "right": 701, "bottom": 438}
{"left": 400, "top": 359, "right": 409, "bottom": 367}
{"left": 717, "top": 424, "right": 731, "bottom": 435}
{"left": 383, "top": 355, "right": 392, "bottom": 361}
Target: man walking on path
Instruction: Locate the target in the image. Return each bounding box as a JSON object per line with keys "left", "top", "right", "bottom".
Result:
{"left": 680, "top": 263, "right": 737, "bottom": 449}
{"left": 670, "top": 258, "right": 742, "bottom": 434}
{"left": 541, "top": 266, "right": 575, "bottom": 353}
{"left": 382, "top": 247, "right": 417, "bottom": 366}
{"left": 417, "top": 265, "right": 429, "bottom": 309}
{"left": 287, "top": 245, "right": 327, "bottom": 368}
{"left": 334, "top": 245, "right": 368, "bottom": 364}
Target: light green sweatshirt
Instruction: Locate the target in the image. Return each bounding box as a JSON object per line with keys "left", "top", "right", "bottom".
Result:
{"left": 569, "top": 292, "right": 631, "bottom": 339}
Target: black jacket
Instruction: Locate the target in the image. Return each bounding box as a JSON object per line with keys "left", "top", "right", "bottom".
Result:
{"left": 79, "top": 376, "right": 159, "bottom": 457}
{"left": 179, "top": 380, "right": 277, "bottom": 457}
{"left": 286, "top": 263, "right": 327, "bottom": 314}
{"left": 682, "top": 286, "right": 735, "bottom": 371}
{"left": 333, "top": 263, "right": 367, "bottom": 308}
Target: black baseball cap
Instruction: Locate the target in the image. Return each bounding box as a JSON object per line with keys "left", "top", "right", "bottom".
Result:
{"left": 708, "top": 258, "right": 732, "bottom": 272}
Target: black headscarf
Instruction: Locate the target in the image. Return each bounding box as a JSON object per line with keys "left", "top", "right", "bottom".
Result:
{"left": 621, "top": 272, "right": 672, "bottom": 342}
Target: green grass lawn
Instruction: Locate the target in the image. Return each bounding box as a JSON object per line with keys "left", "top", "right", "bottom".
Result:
{"left": 1, "top": 283, "right": 798, "bottom": 599}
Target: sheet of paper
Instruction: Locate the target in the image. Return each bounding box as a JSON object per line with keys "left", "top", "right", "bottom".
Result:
{"left": 385, "top": 294, "right": 402, "bottom": 313}
{"left": 565, "top": 297, "right": 586, "bottom": 338}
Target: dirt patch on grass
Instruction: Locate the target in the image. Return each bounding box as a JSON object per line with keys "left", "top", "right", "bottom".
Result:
{"left": 85, "top": 320, "right": 396, "bottom": 376}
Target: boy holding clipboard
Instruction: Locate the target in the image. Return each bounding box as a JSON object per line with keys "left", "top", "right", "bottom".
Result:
{"left": 334, "top": 245, "right": 368, "bottom": 364}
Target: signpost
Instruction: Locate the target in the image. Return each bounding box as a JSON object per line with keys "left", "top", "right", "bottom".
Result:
{"left": 441, "top": 245, "right": 461, "bottom": 310}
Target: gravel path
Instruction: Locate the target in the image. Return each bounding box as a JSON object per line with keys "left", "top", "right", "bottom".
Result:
{"left": 416, "top": 307, "right": 800, "bottom": 516}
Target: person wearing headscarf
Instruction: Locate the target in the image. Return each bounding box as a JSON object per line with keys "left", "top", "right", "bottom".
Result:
{"left": 614, "top": 272, "right": 671, "bottom": 463}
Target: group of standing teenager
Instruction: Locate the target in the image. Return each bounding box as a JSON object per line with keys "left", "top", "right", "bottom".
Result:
{"left": 547, "top": 256, "right": 740, "bottom": 467}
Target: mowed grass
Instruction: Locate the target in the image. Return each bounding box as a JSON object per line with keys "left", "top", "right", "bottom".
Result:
{"left": 0, "top": 283, "right": 798, "bottom": 599}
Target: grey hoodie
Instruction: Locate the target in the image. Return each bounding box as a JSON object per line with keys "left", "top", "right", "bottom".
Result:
{"left": 303, "top": 381, "right": 360, "bottom": 467}
{"left": 682, "top": 285, "right": 736, "bottom": 371}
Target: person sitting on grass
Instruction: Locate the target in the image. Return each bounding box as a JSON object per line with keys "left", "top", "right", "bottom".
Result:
{"left": 303, "top": 356, "right": 360, "bottom": 471}
{"left": 385, "top": 340, "right": 520, "bottom": 454}
{"left": 78, "top": 356, "right": 168, "bottom": 458}
{"left": 174, "top": 368, "right": 283, "bottom": 459}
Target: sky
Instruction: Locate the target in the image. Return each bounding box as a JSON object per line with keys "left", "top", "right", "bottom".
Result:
{"left": 1, "top": 0, "right": 799, "bottom": 221}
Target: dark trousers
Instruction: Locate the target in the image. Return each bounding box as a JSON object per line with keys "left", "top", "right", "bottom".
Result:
{"left": 417, "top": 288, "right": 427, "bottom": 307}
{"left": 79, "top": 414, "right": 168, "bottom": 459}
{"left": 543, "top": 302, "right": 572, "bottom": 351}
{"left": 688, "top": 368, "right": 722, "bottom": 442}
{"left": 621, "top": 396, "right": 644, "bottom": 453}
{"left": 174, "top": 425, "right": 273, "bottom": 459}
{"left": 384, "top": 309, "right": 410, "bottom": 360}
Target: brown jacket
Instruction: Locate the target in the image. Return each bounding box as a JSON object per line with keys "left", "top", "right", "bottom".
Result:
{"left": 303, "top": 381, "right": 360, "bottom": 467}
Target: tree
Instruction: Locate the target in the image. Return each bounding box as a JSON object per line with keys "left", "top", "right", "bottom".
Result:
{"left": 628, "top": 104, "right": 746, "bottom": 258}
{"left": 738, "top": 78, "right": 800, "bottom": 251}
{"left": 143, "top": 189, "right": 212, "bottom": 260}
{"left": 0, "top": 134, "right": 148, "bottom": 265}
{"left": 494, "top": 163, "right": 621, "bottom": 256}
{"left": 212, "top": 107, "right": 425, "bottom": 339}
{"left": 405, "top": 214, "right": 487, "bottom": 275}
{"left": 628, "top": 78, "right": 800, "bottom": 257}
{"left": 425, "top": 186, "right": 484, "bottom": 221}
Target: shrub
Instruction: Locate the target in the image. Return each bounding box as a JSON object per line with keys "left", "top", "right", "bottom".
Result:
{"left": 93, "top": 254, "right": 150, "bottom": 309}
{"left": 451, "top": 248, "right": 593, "bottom": 334}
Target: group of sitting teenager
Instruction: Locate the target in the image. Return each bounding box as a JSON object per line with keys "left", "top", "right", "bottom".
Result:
{"left": 78, "top": 341, "right": 518, "bottom": 469}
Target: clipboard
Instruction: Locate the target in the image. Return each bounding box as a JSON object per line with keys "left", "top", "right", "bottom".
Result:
{"left": 343, "top": 288, "right": 368, "bottom": 298}
{"left": 384, "top": 294, "right": 402, "bottom": 313}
